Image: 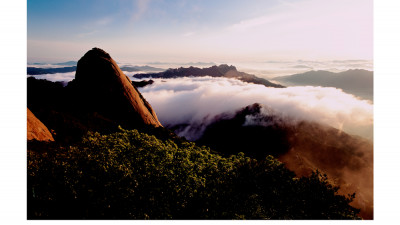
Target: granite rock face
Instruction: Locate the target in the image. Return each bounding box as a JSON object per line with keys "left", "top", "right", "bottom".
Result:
{"left": 27, "top": 48, "right": 162, "bottom": 143}
{"left": 27, "top": 108, "right": 54, "bottom": 142}
{"left": 71, "top": 47, "right": 162, "bottom": 127}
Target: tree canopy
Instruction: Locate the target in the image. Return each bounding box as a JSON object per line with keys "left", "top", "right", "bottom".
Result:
{"left": 28, "top": 128, "right": 360, "bottom": 219}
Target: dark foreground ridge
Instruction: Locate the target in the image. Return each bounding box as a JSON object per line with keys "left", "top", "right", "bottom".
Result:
{"left": 192, "top": 103, "right": 373, "bottom": 219}
{"left": 28, "top": 128, "right": 361, "bottom": 219}
{"left": 134, "top": 64, "right": 285, "bottom": 88}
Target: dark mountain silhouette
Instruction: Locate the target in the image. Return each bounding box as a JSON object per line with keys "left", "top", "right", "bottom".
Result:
{"left": 134, "top": 64, "right": 284, "bottom": 88}
{"left": 28, "top": 47, "right": 162, "bottom": 143}
{"left": 27, "top": 108, "right": 54, "bottom": 142}
{"left": 188, "top": 103, "right": 373, "bottom": 219}
{"left": 28, "top": 61, "right": 77, "bottom": 66}
{"left": 120, "top": 65, "right": 165, "bottom": 72}
{"left": 27, "top": 65, "right": 164, "bottom": 75}
{"left": 272, "top": 69, "right": 373, "bottom": 101}
{"left": 55, "top": 61, "right": 77, "bottom": 66}
{"left": 27, "top": 66, "right": 77, "bottom": 75}
{"left": 132, "top": 79, "right": 154, "bottom": 87}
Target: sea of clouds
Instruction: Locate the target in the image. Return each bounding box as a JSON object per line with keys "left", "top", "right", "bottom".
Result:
{"left": 26, "top": 62, "right": 373, "bottom": 140}
{"left": 28, "top": 72, "right": 76, "bottom": 84}
{"left": 138, "top": 76, "right": 373, "bottom": 140}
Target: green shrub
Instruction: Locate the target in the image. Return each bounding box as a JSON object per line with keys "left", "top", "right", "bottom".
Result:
{"left": 27, "top": 128, "right": 360, "bottom": 219}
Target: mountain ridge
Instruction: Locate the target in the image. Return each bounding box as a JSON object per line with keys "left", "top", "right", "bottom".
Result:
{"left": 134, "top": 64, "right": 285, "bottom": 88}
{"left": 272, "top": 69, "right": 373, "bottom": 101}
{"left": 27, "top": 64, "right": 163, "bottom": 75}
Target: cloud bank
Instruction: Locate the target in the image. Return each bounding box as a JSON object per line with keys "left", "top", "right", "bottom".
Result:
{"left": 28, "top": 72, "right": 76, "bottom": 84}
{"left": 139, "top": 77, "right": 373, "bottom": 140}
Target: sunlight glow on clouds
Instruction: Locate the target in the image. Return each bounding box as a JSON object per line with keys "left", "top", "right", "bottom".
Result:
{"left": 139, "top": 77, "right": 373, "bottom": 139}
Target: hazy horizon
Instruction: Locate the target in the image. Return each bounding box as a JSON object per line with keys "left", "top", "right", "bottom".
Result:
{"left": 27, "top": 57, "right": 373, "bottom": 79}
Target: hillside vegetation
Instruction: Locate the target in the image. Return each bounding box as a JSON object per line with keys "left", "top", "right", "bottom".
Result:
{"left": 28, "top": 128, "right": 360, "bottom": 219}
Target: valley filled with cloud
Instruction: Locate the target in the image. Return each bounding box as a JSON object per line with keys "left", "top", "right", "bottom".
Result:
{"left": 137, "top": 76, "right": 373, "bottom": 140}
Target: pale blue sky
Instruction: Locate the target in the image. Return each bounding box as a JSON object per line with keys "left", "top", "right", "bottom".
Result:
{"left": 27, "top": 0, "right": 373, "bottom": 63}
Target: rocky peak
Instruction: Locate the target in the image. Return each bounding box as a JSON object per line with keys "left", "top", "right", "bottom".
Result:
{"left": 70, "top": 47, "right": 162, "bottom": 128}
{"left": 217, "top": 64, "right": 237, "bottom": 74}
{"left": 83, "top": 47, "right": 111, "bottom": 59}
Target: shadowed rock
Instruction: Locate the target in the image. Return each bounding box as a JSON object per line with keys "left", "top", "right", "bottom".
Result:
{"left": 70, "top": 47, "right": 162, "bottom": 127}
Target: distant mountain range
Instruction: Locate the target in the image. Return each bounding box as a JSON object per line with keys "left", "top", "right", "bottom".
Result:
{"left": 27, "top": 66, "right": 77, "bottom": 75}
{"left": 54, "top": 61, "right": 77, "bottom": 66}
{"left": 119, "top": 65, "right": 165, "bottom": 72}
{"left": 134, "top": 64, "right": 284, "bottom": 88}
{"left": 28, "top": 61, "right": 77, "bottom": 66}
{"left": 272, "top": 69, "right": 373, "bottom": 101}
{"left": 27, "top": 64, "right": 164, "bottom": 75}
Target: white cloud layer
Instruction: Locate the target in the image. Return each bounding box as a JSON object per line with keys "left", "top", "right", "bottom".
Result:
{"left": 26, "top": 71, "right": 373, "bottom": 140}
{"left": 139, "top": 77, "right": 373, "bottom": 139}
{"left": 28, "top": 72, "right": 76, "bottom": 83}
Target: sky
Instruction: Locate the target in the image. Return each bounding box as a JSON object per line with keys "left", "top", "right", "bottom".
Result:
{"left": 27, "top": 0, "right": 373, "bottom": 63}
